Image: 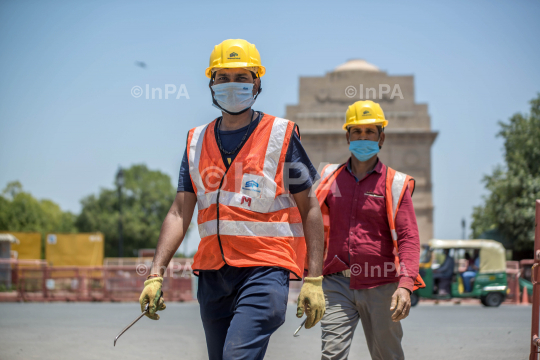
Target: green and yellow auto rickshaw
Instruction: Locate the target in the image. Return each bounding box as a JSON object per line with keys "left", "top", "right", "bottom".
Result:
{"left": 411, "top": 239, "right": 508, "bottom": 307}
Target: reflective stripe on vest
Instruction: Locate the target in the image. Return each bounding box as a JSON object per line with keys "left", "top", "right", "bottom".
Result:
{"left": 385, "top": 167, "right": 414, "bottom": 242}
{"left": 389, "top": 170, "right": 408, "bottom": 241}
{"left": 197, "top": 190, "right": 297, "bottom": 212}
{"left": 199, "top": 220, "right": 304, "bottom": 238}
{"left": 321, "top": 164, "right": 340, "bottom": 180}
{"left": 188, "top": 123, "right": 209, "bottom": 194}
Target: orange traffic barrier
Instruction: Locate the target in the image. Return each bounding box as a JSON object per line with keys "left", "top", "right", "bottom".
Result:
{"left": 523, "top": 287, "right": 530, "bottom": 305}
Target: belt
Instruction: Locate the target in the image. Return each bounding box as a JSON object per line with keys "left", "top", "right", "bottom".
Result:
{"left": 332, "top": 269, "right": 351, "bottom": 278}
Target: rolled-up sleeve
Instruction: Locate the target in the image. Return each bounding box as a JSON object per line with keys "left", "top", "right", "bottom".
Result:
{"left": 394, "top": 188, "right": 421, "bottom": 292}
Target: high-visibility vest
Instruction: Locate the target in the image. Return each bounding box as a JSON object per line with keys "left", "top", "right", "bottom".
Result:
{"left": 315, "top": 163, "right": 426, "bottom": 291}
{"left": 187, "top": 114, "right": 306, "bottom": 279}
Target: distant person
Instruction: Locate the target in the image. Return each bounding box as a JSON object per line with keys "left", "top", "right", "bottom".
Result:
{"left": 315, "top": 100, "right": 424, "bottom": 360}
{"left": 461, "top": 250, "right": 480, "bottom": 293}
{"left": 432, "top": 249, "right": 454, "bottom": 295}
{"left": 138, "top": 39, "right": 325, "bottom": 360}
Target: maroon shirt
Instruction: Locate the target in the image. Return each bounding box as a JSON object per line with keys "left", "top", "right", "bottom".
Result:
{"left": 323, "top": 158, "right": 420, "bottom": 292}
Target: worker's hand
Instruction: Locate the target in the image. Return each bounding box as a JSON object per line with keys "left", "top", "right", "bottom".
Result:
{"left": 390, "top": 287, "right": 411, "bottom": 322}
{"left": 296, "top": 276, "right": 325, "bottom": 329}
{"left": 139, "top": 277, "right": 166, "bottom": 320}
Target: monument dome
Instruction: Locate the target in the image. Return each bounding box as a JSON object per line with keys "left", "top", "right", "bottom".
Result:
{"left": 334, "top": 59, "right": 380, "bottom": 72}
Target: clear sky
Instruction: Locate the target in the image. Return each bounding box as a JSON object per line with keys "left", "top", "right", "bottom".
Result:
{"left": 1, "top": 0, "right": 539, "bottom": 255}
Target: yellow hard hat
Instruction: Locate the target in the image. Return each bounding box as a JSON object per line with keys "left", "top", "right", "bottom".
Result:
{"left": 205, "top": 39, "right": 266, "bottom": 79}
{"left": 343, "top": 100, "right": 388, "bottom": 131}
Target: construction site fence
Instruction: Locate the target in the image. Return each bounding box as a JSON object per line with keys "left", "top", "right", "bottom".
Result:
{"left": 0, "top": 259, "right": 196, "bottom": 302}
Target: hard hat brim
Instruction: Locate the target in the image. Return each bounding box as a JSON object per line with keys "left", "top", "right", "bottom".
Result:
{"left": 205, "top": 64, "right": 266, "bottom": 78}
{"left": 343, "top": 119, "right": 389, "bottom": 131}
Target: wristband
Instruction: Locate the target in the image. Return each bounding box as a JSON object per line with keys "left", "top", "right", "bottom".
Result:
{"left": 146, "top": 273, "right": 162, "bottom": 280}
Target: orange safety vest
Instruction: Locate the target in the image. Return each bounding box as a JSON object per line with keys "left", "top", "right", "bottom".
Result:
{"left": 315, "top": 163, "right": 426, "bottom": 291}
{"left": 187, "top": 114, "right": 306, "bottom": 279}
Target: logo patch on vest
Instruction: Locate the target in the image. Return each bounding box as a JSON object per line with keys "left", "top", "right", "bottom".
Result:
{"left": 242, "top": 180, "right": 261, "bottom": 193}
{"left": 240, "top": 173, "right": 274, "bottom": 208}
{"left": 241, "top": 196, "right": 252, "bottom": 207}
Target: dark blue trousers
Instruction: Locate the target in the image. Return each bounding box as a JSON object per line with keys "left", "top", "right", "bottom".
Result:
{"left": 197, "top": 265, "right": 290, "bottom": 360}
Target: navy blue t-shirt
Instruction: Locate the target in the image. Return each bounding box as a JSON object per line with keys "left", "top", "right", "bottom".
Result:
{"left": 177, "top": 112, "right": 319, "bottom": 194}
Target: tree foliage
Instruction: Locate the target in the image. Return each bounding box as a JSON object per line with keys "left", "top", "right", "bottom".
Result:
{"left": 0, "top": 181, "right": 77, "bottom": 242}
{"left": 471, "top": 94, "right": 540, "bottom": 257}
{"left": 75, "top": 164, "right": 177, "bottom": 257}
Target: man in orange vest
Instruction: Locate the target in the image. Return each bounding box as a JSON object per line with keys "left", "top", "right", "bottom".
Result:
{"left": 138, "top": 39, "right": 325, "bottom": 360}
{"left": 315, "top": 100, "right": 423, "bottom": 360}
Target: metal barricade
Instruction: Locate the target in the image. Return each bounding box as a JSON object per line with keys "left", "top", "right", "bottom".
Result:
{"left": 0, "top": 259, "right": 195, "bottom": 302}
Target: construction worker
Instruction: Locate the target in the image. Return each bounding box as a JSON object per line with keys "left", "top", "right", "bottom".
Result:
{"left": 315, "top": 100, "right": 424, "bottom": 360}
{"left": 139, "top": 39, "right": 325, "bottom": 360}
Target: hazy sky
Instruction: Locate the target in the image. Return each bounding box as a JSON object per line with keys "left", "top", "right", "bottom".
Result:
{"left": 1, "top": 1, "right": 539, "bottom": 254}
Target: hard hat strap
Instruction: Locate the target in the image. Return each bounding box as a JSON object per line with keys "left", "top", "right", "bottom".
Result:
{"left": 250, "top": 71, "right": 262, "bottom": 100}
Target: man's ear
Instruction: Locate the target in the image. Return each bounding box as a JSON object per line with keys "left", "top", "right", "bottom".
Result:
{"left": 346, "top": 131, "right": 350, "bottom": 145}
{"left": 208, "top": 73, "right": 216, "bottom": 94}
{"left": 378, "top": 132, "right": 386, "bottom": 149}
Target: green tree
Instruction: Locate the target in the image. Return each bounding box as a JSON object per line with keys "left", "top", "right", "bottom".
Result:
{"left": 471, "top": 94, "right": 540, "bottom": 258}
{"left": 76, "top": 164, "right": 178, "bottom": 257}
{"left": 0, "top": 181, "right": 77, "bottom": 255}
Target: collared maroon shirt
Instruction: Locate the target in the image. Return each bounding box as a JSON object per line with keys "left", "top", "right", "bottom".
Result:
{"left": 323, "top": 158, "right": 420, "bottom": 292}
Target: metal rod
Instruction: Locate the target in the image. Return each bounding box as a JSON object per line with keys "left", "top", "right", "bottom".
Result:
{"left": 293, "top": 318, "right": 307, "bottom": 337}
{"left": 114, "top": 304, "right": 148, "bottom": 347}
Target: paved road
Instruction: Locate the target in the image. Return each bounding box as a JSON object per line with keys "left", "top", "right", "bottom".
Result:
{"left": 0, "top": 302, "right": 531, "bottom": 360}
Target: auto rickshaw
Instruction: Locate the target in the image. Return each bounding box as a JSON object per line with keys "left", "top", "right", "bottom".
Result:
{"left": 411, "top": 239, "right": 508, "bottom": 307}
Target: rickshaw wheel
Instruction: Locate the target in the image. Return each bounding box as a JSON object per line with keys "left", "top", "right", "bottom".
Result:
{"left": 482, "top": 292, "right": 503, "bottom": 307}
{"left": 410, "top": 293, "right": 419, "bottom": 307}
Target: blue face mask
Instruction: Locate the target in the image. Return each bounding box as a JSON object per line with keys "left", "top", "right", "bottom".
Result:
{"left": 211, "top": 82, "right": 256, "bottom": 115}
{"left": 349, "top": 140, "right": 380, "bottom": 161}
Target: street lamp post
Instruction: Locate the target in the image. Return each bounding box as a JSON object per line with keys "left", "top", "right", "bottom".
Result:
{"left": 116, "top": 167, "right": 125, "bottom": 258}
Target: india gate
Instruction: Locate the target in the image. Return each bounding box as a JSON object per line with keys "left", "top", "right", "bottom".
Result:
{"left": 285, "top": 59, "right": 438, "bottom": 245}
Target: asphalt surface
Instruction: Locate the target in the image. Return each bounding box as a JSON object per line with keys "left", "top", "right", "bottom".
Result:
{"left": 0, "top": 302, "right": 531, "bottom": 360}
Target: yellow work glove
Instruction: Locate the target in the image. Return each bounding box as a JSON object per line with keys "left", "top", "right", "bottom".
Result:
{"left": 139, "top": 277, "right": 166, "bottom": 320}
{"left": 296, "top": 276, "right": 325, "bottom": 329}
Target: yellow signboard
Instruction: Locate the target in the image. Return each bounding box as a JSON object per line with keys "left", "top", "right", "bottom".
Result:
{"left": 0, "top": 232, "right": 41, "bottom": 260}
{"left": 46, "top": 233, "right": 104, "bottom": 266}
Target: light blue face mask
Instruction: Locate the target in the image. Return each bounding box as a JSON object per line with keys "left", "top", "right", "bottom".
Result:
{"left": 349, "top": 140, "right": 380, "bottom": 161}
{"left": 211, "top": 82, "right": 256, "bottom": 115}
